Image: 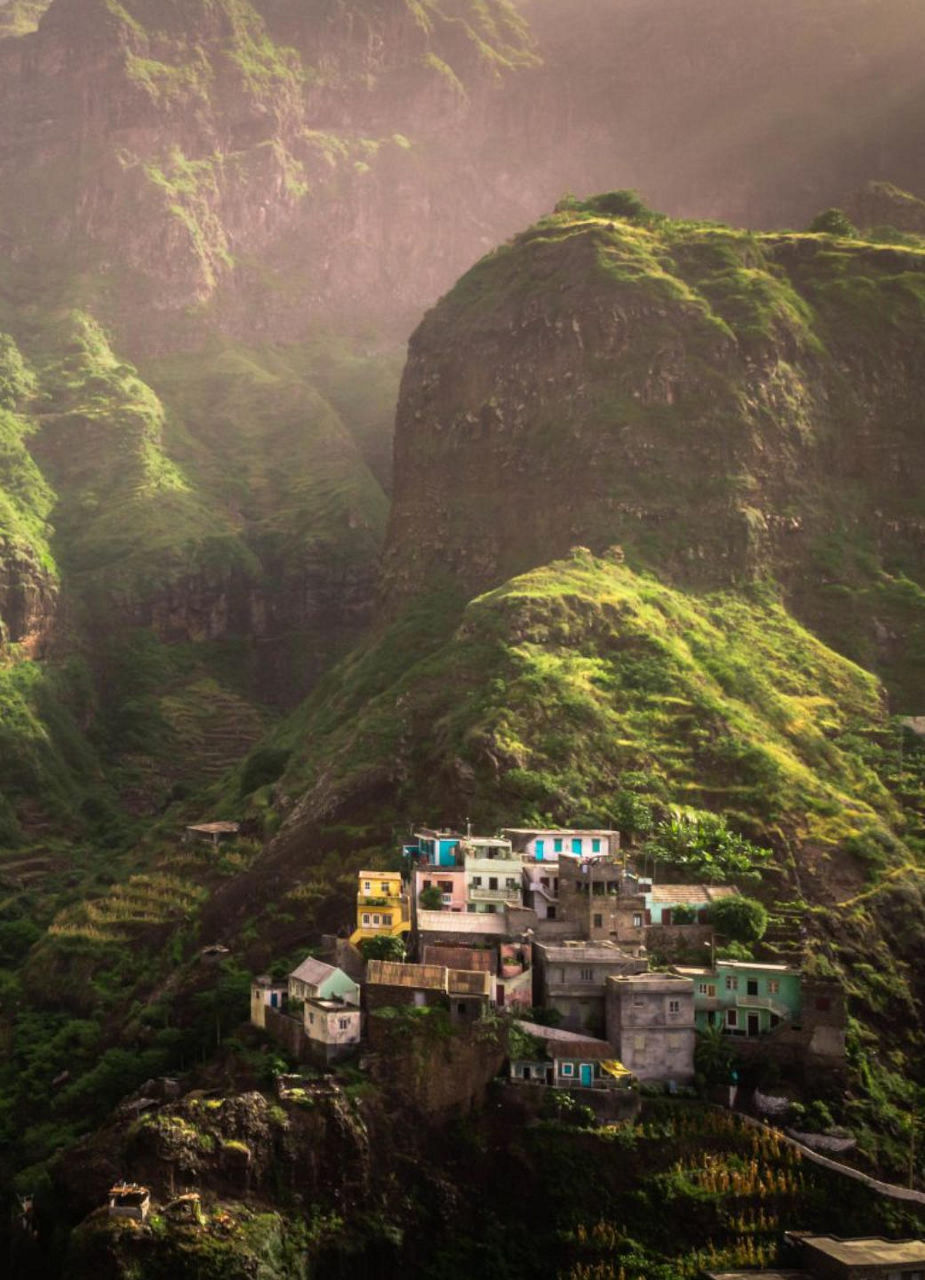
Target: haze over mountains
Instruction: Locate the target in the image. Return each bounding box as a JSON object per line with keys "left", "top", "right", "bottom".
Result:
{"left": 0, "top": 4, "right": 924, "bottom": 1274}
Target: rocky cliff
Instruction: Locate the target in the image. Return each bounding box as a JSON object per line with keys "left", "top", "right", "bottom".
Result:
{"left": 384, "top": 198, "right": 925, "bottom": 705}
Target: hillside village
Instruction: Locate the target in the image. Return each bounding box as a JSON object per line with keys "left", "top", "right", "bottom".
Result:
{"left": 250, "top": 826, "right": 847, "bottom": 1101}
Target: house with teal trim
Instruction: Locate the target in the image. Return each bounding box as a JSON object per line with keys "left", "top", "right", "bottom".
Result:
{"left": 289, "top": 956, "right": 360, "bottom": 1007}
{"left": 504, "top": 828, "right": 619, "bottom": 862}
{"left": 509, "top": 1020, "right": 633, "bottom": 1090}
{"left": 644, "top": 883, "right": 738, "bottom": 925}
{"left": 406, "top": 829, "right": 463, "bottom": 867}
{"left": 680, "top": 960, "right": 801, "bottom": 1037}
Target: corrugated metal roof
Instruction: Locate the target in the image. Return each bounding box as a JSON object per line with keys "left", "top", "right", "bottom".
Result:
{"left": 366, "top": 960, "right": 446, "bottom": 990}
{"left": 800, "top": 1236, "right": 925, "bottom": 1265}
{"left": 447, "top": 969, "right": 492, "bottom": 996}
{"left": 422, "top": 945, "right": 494, "bottom": 972}
{"left": 514, "top": 1020, "right": 615, "bottom": 1059}
{"left": 289, "top": 955, "right": 337, "bottom": 986}
{"left": 186, "top": 821, "right": 239, "bottom": 834}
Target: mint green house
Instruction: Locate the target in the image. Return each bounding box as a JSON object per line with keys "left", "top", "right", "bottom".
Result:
{"left": 683, "top": 960, "right": 802, "bottom": 1038}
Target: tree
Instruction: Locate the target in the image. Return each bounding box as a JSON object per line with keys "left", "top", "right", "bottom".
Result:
{"left": 644, "top": 809, "right": 771, "bottom": 881}
{"left": 418, "top": 885, "right": 444, "bottom": 910}
{"left": 706, "top": 896, "right": 768, "bottom": 944}
{"left": 807, "top": 207, "right": 858, "bottom": 237}
{"left": 694, "top": 1023, "right": 737, "bottom": 1085}
{"left": 358, "top": 935, "right": 406, "bottom": 962}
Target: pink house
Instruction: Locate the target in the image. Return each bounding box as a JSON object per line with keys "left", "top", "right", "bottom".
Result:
{"left": 414, "top": 865, "right": 467, "bottom": 912}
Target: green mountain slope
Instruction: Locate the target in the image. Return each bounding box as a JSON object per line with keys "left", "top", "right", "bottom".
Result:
{"left": 384, "top": 197, "right": 925, "bottom": 705}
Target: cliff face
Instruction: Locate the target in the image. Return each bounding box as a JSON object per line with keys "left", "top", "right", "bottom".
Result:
{"left": 384, "top": 203, "right": 925, "bottom": 704}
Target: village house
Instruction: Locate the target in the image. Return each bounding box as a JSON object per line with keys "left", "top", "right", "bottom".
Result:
{"left": 643, "top": 882, "right": 739, "bottom": 925}
{"left": 349, "top": 870, "right": 411, "bottom": 946}
{"left": 461, "top": 835, "right": 523, "bottom": 913}
{"left": 413, "top": 862, "right": 467, "bottom": 912}
{"left": 303, "top": 998, "right": 362, "bottom": 1063}
{"left": 708, "top": 1232, "right": 925, "bottom": 1279}
{"left": 404, "top": 828, "right": 464, "bottom": 866}
{"left": 249, "top": 974, "right": 288, "bottom": 1029}
{"left": 288, "top": 956, "right": 360, "bottom": 1007}
{"left": 365, "top": 959, "right": 491, "bottom": 1026}
{"left": 503, "top": 827, "right": 620, "bottom": 861}
{"left": 534, "top": 940, "right": 647, "bottom": 1034}
{"left": 415, "top": 903, "right": 538, "bottom": 954}
{"left": 605, "top": 971, "right": 695, "bottom": 1084}
{"left": 522, "top": 857, "right": 560, "bottom": 920}
{"left": 508, "top": 1019, "right": 633, "bottom": 1091}
{"left": 680, "top": 959, "right": 801, "bottom": 1038}
{"left": 556, "top": 854, "right": 649, "bottom": 948}
{"left": 422, "top": 939, "right": 534, "bottom": 1009}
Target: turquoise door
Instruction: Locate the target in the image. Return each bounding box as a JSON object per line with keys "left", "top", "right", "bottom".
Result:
{"left": 535, "top": 839, "right": 545, "bottom": 860}
{"left": 572, "top": 838, "right": 582, "bottom": 854}
{"left": 579, "top": 1063, "right": 593, "bottom": 1087}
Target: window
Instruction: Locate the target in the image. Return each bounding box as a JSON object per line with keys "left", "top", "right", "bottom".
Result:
{"left": 633, "top": 913, "right": 643, "bottom": 928}
{"left": 592, "top": 838, "right": 601, "bottom": 853}
{"left": 362, "top": 914, "right": 370, "bottom": 926}
{"left": 363, "top": 881, "right": 371, "bottom": 892}
{"left": 308, "top": 1012, "right": 315, "bottom": 1025}
{"left": 554, "top": 838, "right": 563, "bottom": 853}
{"left": 372, "top": 914, "right": 380, "bottom": 925}
{"left": 633, "top": 996, "right": 645, "bottom": 1007}
{"left": 768, "top": 980, "right": 780, "bottom": 995}
{"left": 423, "top": 878, "right": 432, "bottom": 888}
{"left": 540, "top": 876, "right": 549, "bottom": 887}
{"left": 339, "top": 1018, "right": 350, "bottom": 1030}
{"left": 548, "top": 907, "right": 556, "bottom": 920}
{"left": 572, "top": 838, "right": 582, "bottom": 854}
{"left": 668, "top": 999, "right": 680, "bottom": 1015}
{"left": 727, "top": 1009, "right": 738, "bottom": 1027}
{"left": 634, "top": 1033, "right": 646, "bottom": 1051}
{"left": 382, "top": 915, "right": 391, "bottom": 926}
{"left": 561, "top": 1063, "right": 574, "bottom": 1077}
{"left": 725, "top": 976, "right": 738, "bottom": 991}
{"left": 698, "top": 983, "right": 716, "bottom": 998}
{"left": 747, "top": 979, "right": 758, "bottom": 996}
{"left": 489, "top": 876, "right": 498, "bottom": 890}
{"left": 506, "top": 878, "right": 518, "bottom": 889}
{"left": 579, "top": 967, "right": 594, "bottom": 981}
{"left": 593, "top": 914, "right": 603, "bottom": 929}
{"left": 471, "top": 876, "right": 482, "bottom": 887}
{"left": 815, "top": 996, "right": 831, "bottom": 1012}
{"left": 381, "top": 882, "right": 390, "bottom": 894}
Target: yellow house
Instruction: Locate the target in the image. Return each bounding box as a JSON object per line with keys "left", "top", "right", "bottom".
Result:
{"left": 350, "top": 870, "right": 411, "bottom": 945}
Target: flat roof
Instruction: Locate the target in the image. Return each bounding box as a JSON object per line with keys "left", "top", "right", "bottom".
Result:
{"left": 718, "top": 959, "right": 798, "bottom": 973}
{"left": 609, "top": 971, "right": 693, "bottom": 986}
{"left": 358, "top": 870, "right": 402, "bottom": 879}
{"left": 705, "top": 1272, "right": 807, "bottom": 1280}
{"left": 307, "top": 998, "right": 360, "bottom": 1012}
{"left": 417, "top": 910, "right": 509, "bottom": 935}
{"left": 797, "top": 1235, "right": 925, "bottom": 1265}
{"left": 186, "top": 821, "right": 239, "bottom": 834}
{"left": 503, "top": 828, "right": 619, "bottom": 837}
{"left": 537, "top": 941, "right": 637, "bottom": 962}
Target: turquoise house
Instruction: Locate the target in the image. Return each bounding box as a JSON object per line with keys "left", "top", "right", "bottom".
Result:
{"left": 684, "top": 961, "right": 802, "bottom": 1038}
{"left": 407, "top": 830, "right": 462, "bottom": 867}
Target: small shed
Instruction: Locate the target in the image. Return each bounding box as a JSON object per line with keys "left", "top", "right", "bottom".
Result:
{"left": 183, "top": 821, "right": 240, "bottom": 846}
{"left": 108, "top": 1183, "right": 151, "bottom": 1221}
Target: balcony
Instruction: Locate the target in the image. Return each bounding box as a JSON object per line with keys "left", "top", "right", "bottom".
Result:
{"left": 735, "top": 994, "right": 791, "bottom": 1018}
{"left": 469, "top": 886, "right": 520, "bottom": 903}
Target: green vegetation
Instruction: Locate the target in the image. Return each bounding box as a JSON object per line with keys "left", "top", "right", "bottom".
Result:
{"left": 706, "top": 896, "right": 769, "bottom": 944}
{"left": 808, "top": 207, "right": 859, "bottom": 237}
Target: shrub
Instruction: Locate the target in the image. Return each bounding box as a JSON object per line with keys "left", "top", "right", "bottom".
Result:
{"left": 358, "top": 935, "right": 406, "bottom": 962}
{"left": 808, "top": 207, "right": 858, "bottom": 237}
{"left": 240, "top": 747, "right": 290, "bottom": 797}
{"left": 706, "top": 896, "right": 769, "bottom": 944}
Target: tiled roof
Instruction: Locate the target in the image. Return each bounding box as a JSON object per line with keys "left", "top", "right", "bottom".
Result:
{"left": 289, "top": 956, "right": 337, "bottom": 987}
{"left": 649, "top": 885, "right": 739, "bottom": 904}
{"left": 514, "top": 1020, "right": 615, "bottom": 1059}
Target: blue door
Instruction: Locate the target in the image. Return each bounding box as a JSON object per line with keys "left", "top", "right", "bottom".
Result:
{"left": 572, "top": 838, "right": 582, "bottom": 854}
{"left": 579, "top": 1063, "right": 593, "bottom": 1087}
{"left": 535, "top": 839, "right": 545, "bottom": 860}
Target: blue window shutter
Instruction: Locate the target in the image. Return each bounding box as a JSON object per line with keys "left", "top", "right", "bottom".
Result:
{"left": 592, "top": 838, "right": 601, "bottom": 853}
{"left": 572, "top": 838, "right": 582, "bottom": 854}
